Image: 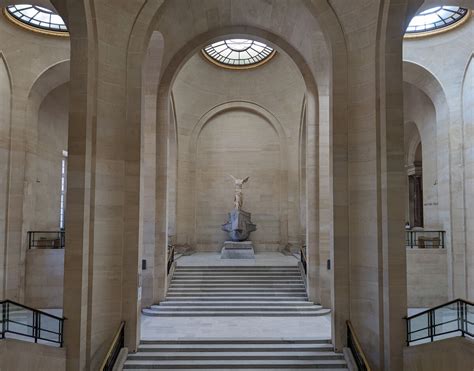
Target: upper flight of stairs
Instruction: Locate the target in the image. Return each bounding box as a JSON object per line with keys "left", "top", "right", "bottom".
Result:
{"left": 123, "top": 339, "right": 348, "bottom": 370}
{"left": 143, "top": 265, "right": 330, "bottom": 317}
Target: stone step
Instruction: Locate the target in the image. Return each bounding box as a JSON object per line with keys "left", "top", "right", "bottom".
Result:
{"left": 162, "top": 296, "right": 310, "bottom": 301}
{"left": 141, "top": 309, "right": 331, "bottom": 317}
{"left": 138, "top": 343, "right": 334, "bottom": 352}
{"left": 123, "top": 368, "right": 348, "bottom": 371}
{"left": 168, "top": 282, "right": 305, "bottom": 290}
{"left": 157, "top": 301, "right": 316, "bottom": 306}
{"left": 173, "top": 271, "right": 301, "bottom": 275}
{"left": 167, "top": 287, "right": 307, "bottom": 291}
{"left": 123, "top": 359, "right": 348, "bottom": 369}
{"left": 127, "top": 352, "right": 344, "bottom": 361}
{"left": 176, "top": 264, "right": 299, "bottom": 271}
{"left": 139, "top": 339, "right": 332, "bottom": 345}
{"left": 165, "top": 293, "right": 308, "bottom": 297}
{"left": 171, "top": 276, "right": 302, "bottom": 283}
{"left": 147, "top": 307, "right": 325, "bottom": 313}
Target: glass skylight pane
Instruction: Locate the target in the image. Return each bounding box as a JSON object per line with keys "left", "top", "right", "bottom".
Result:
{"left": 35, "top": 12, "right": 50, "bottom": 22}
{"left": 22, "top": 8, "right": 37, "bottom": 18}
{"left": 49, "top": 14, "right": 62, "bottom": 24}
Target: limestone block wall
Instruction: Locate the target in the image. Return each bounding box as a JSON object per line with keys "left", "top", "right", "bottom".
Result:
{"left": 406, "top": 248, "right": 448, "bottom": 308}
{"left": 24, "top": 83, "right": 69, "bottom": 233}
{"left": 403, "top": 14, "right": 474, "bottom": 301}
{"left": 462, "top": 56, "right": 474, "bottom": 300}
{"left": 0, "top": 338, "right": 66, "bottom": 371}
{"left": 195, "top": 109, "right": 281, "bottom": 250}
{"left": 403, "top": 337, "right": 474, "bottom": 371}
{"left": 0, "top": 12, "right": 69, "bottom": 301}
{"left": 24, "top": 248, "right": 64, "bottom": 309}
{"left": 172, "top": 53, "right": 306, "bottom": 251}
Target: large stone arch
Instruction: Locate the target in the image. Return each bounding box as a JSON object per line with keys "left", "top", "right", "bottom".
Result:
{"left": 462, "top": 54, "right": 474, "bottom": 300}
{"left": 16, "top": 60, "right": 71, "bottom": 302}
{"left": 123, "top": 0, "right": 350, "bottom": 354}
{"left": 152, "top": 24, "right": 322, "bottom": 311}
{"left": 403, "top": 60, "right": 455, "bottom": 296}
{"left": 188, "top": 100, "right": 289, "bottom": 251}
{"left": 0, "top": 52, "right": 12, "bottom": 300}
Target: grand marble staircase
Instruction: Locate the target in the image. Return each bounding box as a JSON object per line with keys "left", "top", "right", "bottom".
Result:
{"left": 123, "top": 339, "right": 348, "bottom": 370}
{"left": 142, "top": 265, "right": 330, "bottom": 317}
{"left": 126, "top": 263, "right": 347, "bottom": 369}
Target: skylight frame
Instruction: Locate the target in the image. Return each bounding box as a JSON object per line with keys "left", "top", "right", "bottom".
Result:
{"left": 4, "top": 4, "right": 68, "bottom": 37}
{"left": 405, "top": 6, "right": 469, "bottom": 36}
{"left": 202, "top": 39, "right": 276, "bottom": 70}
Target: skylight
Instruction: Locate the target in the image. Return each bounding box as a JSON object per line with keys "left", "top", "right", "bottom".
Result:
{"left": 406, "top": 6, "right": 468, "bottom": 34}
{"left": 202, "top": 39, "right": 275, "bottom": 69}
{"left": 5, "top": 4, "right": 68, "bottom": 34}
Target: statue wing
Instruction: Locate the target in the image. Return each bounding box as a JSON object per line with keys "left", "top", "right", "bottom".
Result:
{"left": 228, "top": 174, "right": 237, "bottom": 183}
{"left": 242, "top": 176, "right": 249, "bottom": 184}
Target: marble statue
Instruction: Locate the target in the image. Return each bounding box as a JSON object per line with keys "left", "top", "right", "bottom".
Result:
{"left": 222, "top": 175, "right": 257, "bottom": 242}
{"left": 229, "top": 175, "right": 249, "bottom": 210}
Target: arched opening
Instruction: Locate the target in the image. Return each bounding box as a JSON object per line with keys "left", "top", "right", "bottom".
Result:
{"left": 0, "top": 52, "right": 12, "bottom": 300}
{"left": 125, "top": 0, "right": 351, "bottom": 358}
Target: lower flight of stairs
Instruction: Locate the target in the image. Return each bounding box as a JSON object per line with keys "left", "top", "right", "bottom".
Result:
{"left": 142, "top": 265, "right": 330, "bottom": 317}
{"left": 123, "top": 339, "right": 348, "bottom": 370}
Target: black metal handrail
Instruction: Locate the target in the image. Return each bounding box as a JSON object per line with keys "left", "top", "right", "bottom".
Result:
{"left": 99, "top": 321, "right": 125, "bottom": 371}
{"left": 167, "top": 244, "right": 175, "bottom": 275}
{"left": 347, "top": 320, "right": 371, "bottom": 371}
{"left": 300, "top": 244, "right": 307, "bottom": 275}
{"left": 405, "top": 298, "right": 473, "bottom": 346}
{"left": 0, "top": 299, "right": 65, "bottom": 346}
{"left": 28, "top": 230, "right": 65, "bottom": 249}
{"left": 405, "top": 230, "right": 445, "bottom": 249}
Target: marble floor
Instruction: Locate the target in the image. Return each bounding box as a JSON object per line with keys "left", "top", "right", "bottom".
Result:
{"left": 140, "top": 314, "right": 332, "bottom": 341}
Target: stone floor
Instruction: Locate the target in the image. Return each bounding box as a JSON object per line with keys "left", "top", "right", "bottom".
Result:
{"left": 141, "top": 314, "right": 332, "bottom": 341}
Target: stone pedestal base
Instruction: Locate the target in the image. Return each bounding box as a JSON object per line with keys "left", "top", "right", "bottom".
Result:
{"left": 221, "top": 241, "right": 255, "bottom": 259}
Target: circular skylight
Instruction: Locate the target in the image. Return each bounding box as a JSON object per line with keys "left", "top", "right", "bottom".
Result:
{"left": 406, "top": 6, "right": 468, "bottom": 34}
{"left": 202, "top": 39, "right": 275, "bottom": 69}
{"left": 5, "top": 4, "right": 67, "bottom": 34}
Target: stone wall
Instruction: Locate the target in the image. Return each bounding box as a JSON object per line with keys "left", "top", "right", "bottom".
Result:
{"left": 403, "top": 337, "right": 474, "bottom": 371}
{"left": 403, "top": 14, "right": 474, "bottom": 302}
{"left": 23, "top": 83, "right": 69, "bottom": 232}
{"left": 406, "top": 248, "right": 448, "bottom": 308}
{"left": 24, "top": 249, "right": 64, "bottom": 309}
{"left": 0, "top": 339, "right": 65, "bottom": 371}
{"left": 0, "top": 10, "right": 69, "bottom": 301}
{"left": 172, "top": 53, "right": 305, "bottom": 251}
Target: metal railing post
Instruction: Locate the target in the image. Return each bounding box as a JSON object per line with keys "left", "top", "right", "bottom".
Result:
{"left": 1, "top": 301, "right": 5, "bottom": 339}
{"left": 60, "top": 318, "right": 64, "bottom": 347}
{"left": 406, "top": 317, "right": 410, "bottom": 346}
{"left": 33, "top": 310, "right": 38, "bottom": 343}
{"left": 428, "top": 310, "right": 434, "bottom": 342}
